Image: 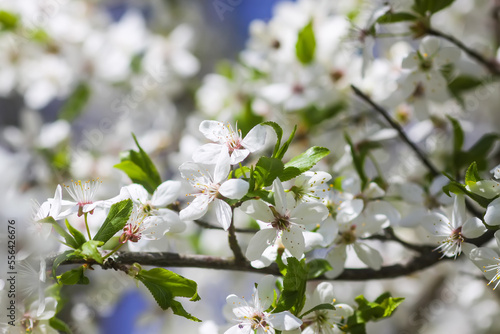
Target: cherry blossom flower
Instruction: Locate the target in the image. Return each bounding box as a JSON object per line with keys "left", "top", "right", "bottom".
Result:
{"left": 180, "top": 147, "right": 249, "bottom": 230}
{"left": 290, "top": 171, "right": 332, "bottom": 203}
{"left": 121, "top": 181, "right": 184, "bottom": 233}
{"left": 423, "top": 194, "right": 486, "bottom": 258}
{"left": 469, "top": 231, "right": 500, "bottom": 290}
{"left": 240, "top": 179, "right": 328, "bottom": 260}
{"left": 193, "top": 121, "right": 267, "bottom": 165}
{"left": 119, "top": 206, "right": 172, "bottom": 247}
{"left": 62, "top": 179, "right": 105, "bottom": 217}
{"left": 491, "top": 164, "right": 500, "bottom": 179}
{"left": 224, "top": 275, "right": 302, "bottom": 334}
{"left": 301, "top": 282, "right": 353, "bottom": 334}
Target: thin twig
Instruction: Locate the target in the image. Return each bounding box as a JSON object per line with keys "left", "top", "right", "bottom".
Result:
{"left": 193, "top": 219, "right": 258, "bottom": 233}
{"left": 351, "top": 84, "right": 440, "bottom": 176}
{"left": 427, "top": 28, "right": 500, "bottom": 76}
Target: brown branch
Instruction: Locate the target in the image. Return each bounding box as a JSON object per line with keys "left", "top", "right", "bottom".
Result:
{"left": 426, "top": 28, "right": 500, "bottom": 76}
{"left": 350, "top": 84, "right": 483, "bottom": 218}
{"left": 227, "top": 211, "right": 246, "bottom": 264}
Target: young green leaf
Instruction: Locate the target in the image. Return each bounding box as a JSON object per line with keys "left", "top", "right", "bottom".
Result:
{"left": 276, "top": 125, "right": 297, "bottom": 160}
{"left": 136, "top": 267, "right": 201, "bottom": 321}
{"left": 274, "top": 258, "right": 308, "bottom": 315}
{"left": 447, "top": 115, "right": 464, "bottom": 155}
{"left": 306, "top": 259, "right": 333, "bottom": 279}
{"left": 40, "top": 217, "right": 79, "bottom": 249}
{"left": 93, "top": 199, "right": 133, "bottom": 244}
{"left": 73, "top": 240, "right": 104, "bottom": 264}
{"left": 59, "top": 82, "right": 91, "bottom": 122}
{"left": 465, "top": 162, "right": 481, "bottom": 186}
{"left": 296, "top": 20, "right": 316, "bottom": 64}
{"left": 52, "top": 250, "right": 78, "bottom": 282}
{"left": 376, "top": 11, "right": 418, "bottom": 23}
{"left": 65, "top": 219, "right": 86, "bottom": 248}
{"left": 299, "top": 303, "right": 336, "bottom": 318}
{"left": 284, "top": 146, "right": 330, "bottom": 174}
{"left": 114, "top": 134, "right": 162, "bottom": 194}
{"left": 262, "top": 121, "right": 284, "bottom": 157}
{"left": 58, "top": 266, "right": 90, "bottom": 285}
{"left": 413, "top": 0, "right": 456, "bottom": 16}
{"left": 0, "top": 11, "right": 19, "bottom": 31}
{"left": 49, "top": 317, "right": 73, "bottom": 334}
{"left": 254, "top": 157, "right": 284, "bottom": 187}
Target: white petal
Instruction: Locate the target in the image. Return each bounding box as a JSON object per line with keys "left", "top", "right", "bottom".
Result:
{"left": 219, "top": 179, "right": 249, "bottom": 199}
{"left": 273, "top": 179, "right": 288, "bottom": 214}
{"left": 353, "top": 242, "right": 383, "bottom": 270}
{"left": 242, "top": 124, "right": 267, "bottom": 152}
{"left": 251, "top": 245, "right": 278, "bottom": 269}
{"left": 401, "top": 52, "right": 419, "bottom": 69}
{"left": 157, "top": 209, "right": 185, "bottom": 233}
{"left": 214, "top": 146, "right": 231, "bottom": 184}
{"left": 142, "top": 217, "right": 169, "bottom": 240}
{"left": 421, "top": 212, "right": 452, "bottom": 237}
{"left": 314, "top": 282, "right": 335, "bottom": 304}
{"left": 289, "top": 202, "right": 329, "bottom": 226}
{"left": 491, "top": 164, "right": 500, "bottom": 179}
{"left": 239, "top": 200, "right": 274, "bottom": 223}
{"left": 282, "top": 226, "right": 305, "bottom": 259}
{"left": 462, "top": 217, "right": 487, "bottom": 239}
{"left": 246, "top": 229, "right": 277, "bottom": 261}
{"left": 199, "top": 120, "right": 228, "bottom": 143}
{"left": 214, "top": 199, "right": 232, "bottom": 230}
{"left": 152, "top": 181, "right": 181, "bottom": 207}
{"left": 229, "top": 148, "right": 250, "bottom": 164}
{"left": 485, "top": 197, "right": 500, "bottom": 226}
{"left": 125, "top": 184, "right": 149, "bottom": 204}
{"left": 336, "top": 199, "right": 363, "bottom": 224}
{"left": 224, "top": 324, "right": 251, "bottom": 334}
{"left": 420, "top": 36, "right": 440, "bottom": 57}
{"left": 317, "top": 217, "right": 339, "bottom": 247}
{"left": 255, "top": 275, "right": 276, "bottom": 310}
{"left": 452, "top": 194, "right": 466, "bottom": 228}
{"left": 192, "top": 143, "right": 225, "bottom": 164}
{"left": 179, "top": 195, "right": 209, "bottom": 221}
{"left": 467, "top": 180, "right": 500, "bottom": 199}
{"left": 50, "top": 185, "right": 63, "bottom": 217}
{"left": 325, "top": 246, "right": 347, "bottom": 279}
{"left": 269, "top": 311, "right": 302, "bottom": 331}
{"left": 434, "top": 46, "right": 460, "bottom": 66}
{"left": 303, "top": 231, "right": 324, "bottom": 251}
{"left": 364, "top": 182, "right": 385, "bottom": 198}
{"left": 179, "top": 161, "right": 212, "bottom": 186}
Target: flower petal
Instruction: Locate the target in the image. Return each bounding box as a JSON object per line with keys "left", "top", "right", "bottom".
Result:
{"left": 214, "top": 146, "right": 231, "bottom": 184}
{"left": 219, "top": 179, "right": 249, "bottom": 199}
{"left": 239, "top": 200, "right": 274, "bottom": 223}
{"left": 179, "top": 195, "right": 209, "bottom": 221}
{"left": 289, "top": 202, "right": 329, "bottom": 226}
{"left": 255, "top": 275, "right": 276, "bottom": 310}
{"left": 421, "top": 212, "right": 452, "bottom": 237}
{"left": 192, "top": 143, "right": 224, "bottom": 164}
{"left": 485, "top": 197, "right": 500, "bottom": 226}
{"left": 242, "top": 124, "right": 267, "bottom": 152}
{"left": 452, "top": 194, "right": 466, "bottom": 228}
{"left": 157, "top": 208, "right": 185, "bottom": 233}
{"left": 282, "top": 226, "right": 305, "bottom": 259}
{"left": 246, "top": 229, "right": 277, "bottom": 261}
{"left": 125, "top": 184, "right": 149, "bottom": 204}
{"left": 269, "top": 311, "right": 302, "bottom": 331}
{"left": 229, "top": 148, "right": 250, "bottom": 164}
{"left": 199, "top": 120, "right": 228, "bottom": 143}
{"left": 152, "top": 181, "right": 181, "bottom": 207}
{"left": 336, "top": 199, "right": 363, "bottom": 224}
{"left": 325, "top": 245, "right": 347, "bottom": 278}
{"left": 467, "top": 180, "right": 500, "bottom": 199}
{"left": 273, "top": 179, "right": 288, "bottom": 214}
{"left": 462, "top": 217, "right": 487, "bottom": 239}
{"left": 353, "top": 242, "right": 383, "bottom": 270}
{"left": 214, "top": 198, "right": 232, "bottom": 230}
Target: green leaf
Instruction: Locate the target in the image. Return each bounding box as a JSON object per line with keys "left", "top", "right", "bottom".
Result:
{"left": 296, "top": 20, "right": 316, "bottom": 64}
{"left": 442, "top": 175, "right": 492, "bottom": 207}
{"left": 49, "top": 317, "right": 73, "bottom": 334}
{"left": 448, "top": 75, "right": 485, "bottom": 100}
{"left": 457, "top": 133, "right": 500, "bottom": 171}
{"left": 40, "top": 217, "right": 79, "bottom": 249}
{"left": 377, "top": 11, "right": 418, "bottom": 23}
{"left": 58, "top": 266, "right": 89, "bottom": 285}
{"left": 114, "top": 134, "right": 162, "bottom": 194}
{"left": 465, "top": 162, "right": 481, "bottom": 186}
{"left": 284, "top": 146, "right": 330, "bottom": 174}
{"left": 345, "top": 134, "right": 368, "bottom": 189}
{"left": 59, "top": 82, "right": 91, "bottom": 122}
{"left": 280, "top": 167, "right": 303, "bottom": 182}
{"left": 73, "top": 240, "right": 104, "bottom": 264}
{"left": 93, "top": 199, "right": 133, "bottom": 244}
{"left": 299, "top": 303, "right": 336, "bottom": 318}
{"left": 137, "top": 268, "right": 201, "bottom": 321}
{"left": 274, "top": 258, "right": 308, "bottom": 315}
{"left": 447, "top": 116, "right": 464, "bottom": 155}
{"left": 348, "top": 293, "right": 404, "bottom": 329}
{"left": 262, "top": 121, "right": 284, "bottom": 156}
{"left": 299, "top": 102, "right": 346, "bottom": 127}
{"left": 52, "top": 250, "right": 78, "bottom": 282}
{"left": 254, "top": 157, "right": 284, "bottom": 187}
{"left": 306, "top": 259, "right": 333, "bottom": 279}
{"left": 276, "top": 125, "right": 297, "bottom": 160}
{"left": 412, "top": 0, "right": 455, "bottom": 16}
{"left": 0, "top": 11, "right": 18, "bottom": 31}
{"left": 65, "top": 219, "right": 86, "bottom": 248}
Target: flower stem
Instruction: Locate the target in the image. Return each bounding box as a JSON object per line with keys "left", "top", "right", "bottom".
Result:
{"left": 84, "top": 212, "right": 92, "bottom": 240}
{"left": 103, "top": 243, "right": 125, "bottom": 261}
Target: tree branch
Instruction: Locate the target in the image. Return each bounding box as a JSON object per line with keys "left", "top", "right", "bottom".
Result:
{"left": 227, "top": 211, "right": 246, "bottom": 264}
{"left": 426, "top": 28, "right": 500, "bottom": 76}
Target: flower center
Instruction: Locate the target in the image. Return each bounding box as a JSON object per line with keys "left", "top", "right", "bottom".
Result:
{"left": 120, "top": 223, "right": 142, "bottom": 243}
{"left": 21, "top": 316, "right": 38, "bottom": 333}
{"left": 251, "top": 312, "right": 269, "bottom": 330}
{"left": 270, "top": 206, "right": 291, "bottom": 231}
{"left": 340, "top": 225, "right": 357, "bottom": 245}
